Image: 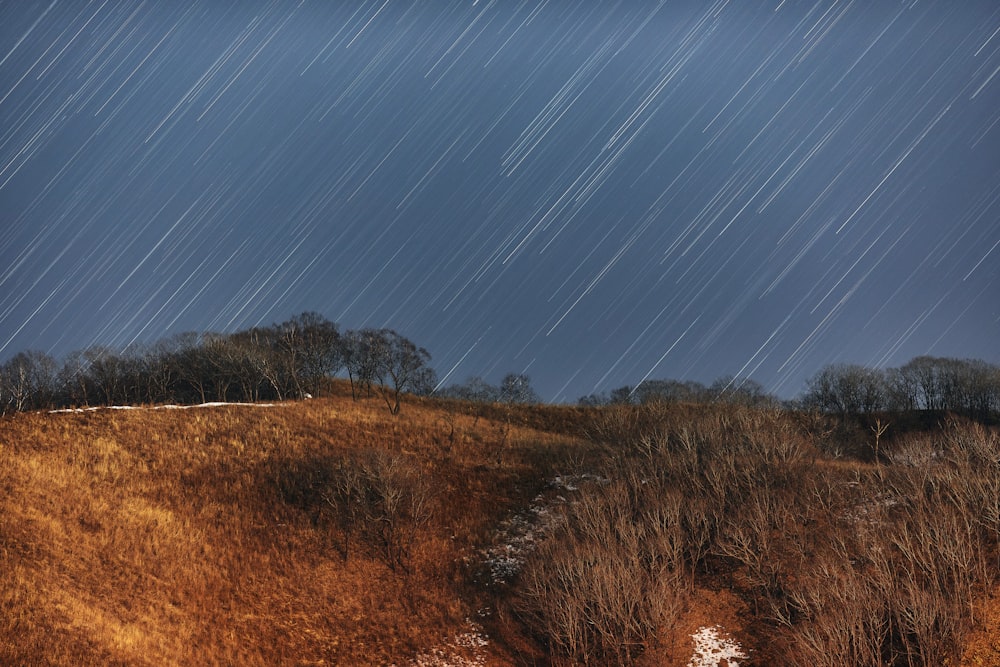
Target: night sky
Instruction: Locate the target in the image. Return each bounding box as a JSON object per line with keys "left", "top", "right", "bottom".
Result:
{"left": 1, "top": 1, "right": 997, "bottom": 402}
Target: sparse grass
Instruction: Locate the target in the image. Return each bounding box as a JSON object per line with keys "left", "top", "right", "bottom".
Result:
{"left": 1, "top": 389, "right": 998, "bottom": 665}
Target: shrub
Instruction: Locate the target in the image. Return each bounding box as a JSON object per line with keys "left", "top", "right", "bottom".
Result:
{"left": 514, "top": 481, "right": 686, "bottom": 665}
{"left": 273, "top": 449, "right": 432, "bottom": 572}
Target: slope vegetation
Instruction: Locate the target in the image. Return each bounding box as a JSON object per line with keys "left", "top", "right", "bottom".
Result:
{"left": 2, "top": 388, "right": 999, "bottom": 665}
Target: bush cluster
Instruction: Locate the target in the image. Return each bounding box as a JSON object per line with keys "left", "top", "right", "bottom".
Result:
{"left": 510, "top": 403, "right": 999, "bottom": 665}
{"left": 273, "top": 449, "right": 433, "bottom": 572}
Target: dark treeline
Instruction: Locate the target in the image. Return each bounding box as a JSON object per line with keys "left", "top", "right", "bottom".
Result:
{"left": 800, "top": 356, "right": 1000, "bottom": 422}
{"left": 576, "top": 356, "right": 1000, "bottom": 422}
{"left": 0, "top": 312, "right": 436, "bottom": 416}
{"left": 576, "top": 375, "right": 777, "bottom": 409}
{"left": 436, "top": 373, "right": 540, "bottom": 405}
{"left": 3, "top": 314, "right": 998, "bottom": 424}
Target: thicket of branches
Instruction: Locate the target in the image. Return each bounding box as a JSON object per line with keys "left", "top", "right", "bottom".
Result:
{"left": 0, "top": 312, "right": 436, "bottom": 414}
{"left": 576, "top": 375, "right": 777, "bottom": 409}
{"left": 800, "top": 356, "right": 1000, "bottom": 422}
{"left": 273, "top": 448, "right": 433, "bottom": 573}
{"left": 575, "top": 356, "right": 1000, "bottom": 423}
{"left": 510, "top": 403, "right": 1000, "bottom": 665}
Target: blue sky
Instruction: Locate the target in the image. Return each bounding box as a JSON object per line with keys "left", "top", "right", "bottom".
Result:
{"left": 1, "top": 1, "right": 997, "bottom": 401}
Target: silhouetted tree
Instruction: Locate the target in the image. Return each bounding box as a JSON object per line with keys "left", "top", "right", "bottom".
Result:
{"left": 886, "top": 356, "right": 1000, "bottom": 418}
{"left": 710, "top": 376, "right": 776, "bottom": 408}
{"left": 343, "top": 328, "right": 382, "bottom": 400}
{"left": 609, "top": 385, "right": 634, "bottom": 405}
{"left": 442, "top": 376, "right": 500, "bottom": 403}
{"left": 577, "top": 392, "right": 608, "bottom": 407}
{"left": 410, "top": 366, "right": 438, "bottom": 397}
{"left": 274, "top": 312, "right": 342, "bottom": 397}
{"left": 885, "top": 366, "right": 919, "bottom": 412}
{"left": 84, "top": 347, "right": 132, "bottom": 405}
{"left": 499, "top": 372, "right": 539, "bottom": 405}
{"left": 57, "top": 349, "right": 93, "bottom": 407}
{"left": 172, "top": 334, "right": 214, "bottom": 403}
{"left": 904, "top": 356, "right": 943, "bottom": 411}
{"left": 370, "top": 329, "right": 432, "bottom": 415}
{"left": 634, "top": 379, "right": 707, "bottom": 404}
{"left": 803, "top": 364, "right": 885, "bottom": 418}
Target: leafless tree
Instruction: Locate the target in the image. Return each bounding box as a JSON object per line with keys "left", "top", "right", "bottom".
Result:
{"left": 0, "top": 350, "right": 57, "bottom": 412}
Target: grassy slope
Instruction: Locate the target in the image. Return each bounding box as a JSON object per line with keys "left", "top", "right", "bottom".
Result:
{"left": 1, "top": 388, "right": 999, "bottom": 665}
{"left": 0, "top": 386, "right": 587, "bottom": 666}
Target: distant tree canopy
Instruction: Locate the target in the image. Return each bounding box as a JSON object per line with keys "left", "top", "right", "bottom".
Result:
{"left": 801, "top": 356, "right": 1000, "bottom": 421}
{"left": 573, "top": 355, "right": 999, "bottom": 422}
{"left": 439, "top": 372, "right": 540, "bottom": 405}
{"left": 576, "top": 376, "right": 776, "bottom": 409}
{"left": 439, "top": 376, "right": 499, "bottom": 403}
{"left": 0, "top": 312, "right": 434, "bottom": 415}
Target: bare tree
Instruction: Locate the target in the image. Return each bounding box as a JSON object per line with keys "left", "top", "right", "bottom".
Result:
{"left": 83, "top": 347, "right": 130, "bottom": 405}
{"left": 57, "top": 349, "right": 93, "bottom": 407}
{"left": 342, "top": 329, "right": 381, "bottom": 400}
{"left": 0, "top": 350, "right": 57, "bottom": 412}
{"left": 804, "top": 363, "right": 885, "bottom": 419}
{"left": 499, "top": 372, "right": 539, "bottom": 405}
{"left": 370, "top": 329, "right": 432, "bottom": 415}
{"left": 274, "top": 312, "right": 342, "bottom": 397}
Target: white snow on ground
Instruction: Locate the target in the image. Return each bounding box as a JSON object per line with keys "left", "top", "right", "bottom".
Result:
{"left": 481, "top": 500, "right": 560, "bottom": 584}
{"left": 687, "top": 626, "right": 747, "bottom": 667}
{"left": 393, "top": 621, "right": 489, "bottom": 667}
{"left": 49, "top": 402, "right": 280, "bottom": 413}
{"left": 480, "top": 474, "right": 608, "bottom": 585}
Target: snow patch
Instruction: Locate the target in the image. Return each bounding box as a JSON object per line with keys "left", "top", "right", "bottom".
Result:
{"left": 687, "top": 626, "right": 747, "bottom": 667}
{"left": 480, "top": 474, "right": 608, "bottom": 585}
{"left": 481, "top": 500, "right": 559, "bottom": 584}
{"left": 395, "top": 621, "right": 489, "bottom": 667}
{"left": 49, "top": 402, "right": 280, "bottom": 413}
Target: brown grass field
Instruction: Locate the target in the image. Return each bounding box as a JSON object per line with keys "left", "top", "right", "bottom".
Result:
{"left": 2, "top": 383, "right": 999, "bottom": 665}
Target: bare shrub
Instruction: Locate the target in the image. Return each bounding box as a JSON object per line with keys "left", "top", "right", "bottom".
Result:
{"left": 275, "top": 449, "right": 433, "bottom": 571}
{"left": 779, "top": 454, "right": 985, "bottom": 667}
{"left": 350, "top": 451, "right": 433, "bottom": 572}
{"left": 784, "top": 555, "right": 890, "bottom": 667}
{"left": 880, "top": 471, "right": 982, "bottom": 665}
{"left": 514, "top": 481, "right": 687, "bottom": 665}
{"left": 714, "top": 483, "right": 794, "bottom": 621}
{"left": 884, "top": 432, "right": 940, "bottom": 467}
{"left": 941, "top": 417, "right": 1000, "bottom": 469}
{"left": 582, "top": 401, "right": 681, "bottom": 451}
{"left": 731, "top": 407, "right": 809, "bottom": 467}
{"left": 935, "top": 420, "right": 1000, "bottom": 573}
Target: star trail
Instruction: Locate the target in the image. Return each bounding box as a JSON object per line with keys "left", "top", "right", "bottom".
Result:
{"left": 1, "top": 0, "right": 997, "bottom": 402}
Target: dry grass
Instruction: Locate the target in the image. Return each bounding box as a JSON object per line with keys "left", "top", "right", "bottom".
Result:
{"left": 0, "top": 385, "right": 581, "bottom": 666}
{"left": 2, "top": 389, "right": 999, "bottom": 665}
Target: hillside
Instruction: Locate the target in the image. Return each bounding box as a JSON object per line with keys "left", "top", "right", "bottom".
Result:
{"left": 2, "top": 388, "right": 1000, "bottom": 665}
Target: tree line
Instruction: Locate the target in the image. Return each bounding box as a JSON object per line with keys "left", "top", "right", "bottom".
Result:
{"left": 3, "top": 314, "right": 996, "bottom": 423}
{"left": 576, "top": 376, "right": 777, "bottom": 409}
{"left": 436, "top": 373, "right": 540, "bottom": 405}
{"left": 575, "top": 356, "right": 999, "bottom": 422}
{"left": 801, "top": 356, "right": 1000, "bottom": 421}
{"left": 0, "top": 312, "right": 436, "bottom": 416}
